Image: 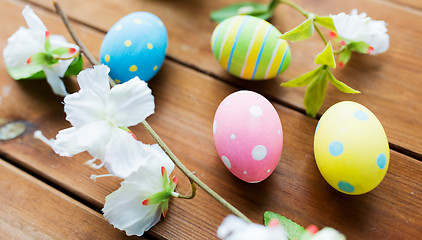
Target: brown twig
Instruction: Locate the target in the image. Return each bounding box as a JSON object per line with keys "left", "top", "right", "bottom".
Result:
{"left": 53, "top": 0, "right": 115, "bottom": 87}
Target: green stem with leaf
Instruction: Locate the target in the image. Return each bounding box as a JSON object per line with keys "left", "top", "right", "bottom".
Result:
{"left": 53, "top": 0, "right": 252, "bottom": 224}
{"left": 278, "top": 0, "right": 327, "bottom": 45}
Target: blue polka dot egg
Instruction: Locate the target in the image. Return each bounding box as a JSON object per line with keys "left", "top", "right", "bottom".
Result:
{"left": 100, "top": 12, "right": 168, "bottom": 83}
{"left": 314, "top": 101, "right": 389, "bottom": 195}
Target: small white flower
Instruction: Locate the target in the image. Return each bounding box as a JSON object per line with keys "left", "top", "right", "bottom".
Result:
{"left": 2, "top": 5, "right": 80, "bottom": 96}
{"left": 330, "top": 9, "right": 389, "bottom": 55}
{"left": 102, "top": 145, "right": 176, "bottom": 237}
{"left": 52, "top": 64, "right": 155, "bottom": 178}
{"left": 217, "top": 215, "right": 288, "bottom": 240}
{"left": 303, "top": 227, "right": 346, "bottom": 240}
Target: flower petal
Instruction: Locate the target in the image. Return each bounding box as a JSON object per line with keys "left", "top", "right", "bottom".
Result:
{"left": 53, "top": 59, "right": 74, "bottom": 78}
{"left": 63, "top": 88, "right": 106, "bottom": 127}
{"left": 102, "top": 181, "right": 162, "bottom": 236}
{"left": 330, "top": 12, "right": 368, "bottom": 41}
{"left": 22, "top": 6, "right": 47, "bottom": 32}
{"left": 76, "top": 65, "right": 110, "bottom": 96}
{"left": 124, "top": 208, "right": 162, "bottom": 236}
{"left": 124, "top": 144, "right": 175, "bottom": 186}
{"left": 43, "top": 66, "right": 68, "bottom": 96}
{"left": 310, "top": 228, "right": 346, "bottom": 240}
{"left": 217, "top": 215, "right": 288, "bottom": 240}
{"left": 3, "top": 27, "right": 44, "bottom": 69}
{"left": 217, "top": 215, "right": 247, "bottom": 239}
{"left": 102, "top": 128, "right": 151, "bottom": 178}
{"left": 107, "top": 77, "right": 155, "bottom": 127}
{"left": 52, "top": 127, "right": 87, "bottom": 157}
{"left": 53, "top": 121, "right": 113, "bottom": 159}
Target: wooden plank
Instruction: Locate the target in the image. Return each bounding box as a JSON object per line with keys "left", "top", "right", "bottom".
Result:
{"left": 381, "top": 0, "right": 422, "bottom": 11}
{"left": 24, "top": 0, "right": 422, "bottom": 156}
{"left": 0, "top": 159, "right": 144, "bottom": 239}
{"left": 1, "top": 1, "right": 421, "bottom": 239}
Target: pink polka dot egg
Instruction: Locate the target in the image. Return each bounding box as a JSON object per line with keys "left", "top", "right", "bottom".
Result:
{"left": 213, "top": 90, "right": 283, "bottom": 183}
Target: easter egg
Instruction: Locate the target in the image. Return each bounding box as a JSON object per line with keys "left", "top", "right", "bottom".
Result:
{"left": 100, "top": 12, "right": 168, "bottom": 83}
{"left": 211, "top": 15, "right": 291, "bottom": 80}
{"left": 314, "top": 101, "right": 390, "bottom": 195}
{"left": 213, "top": 90, "right": 283, "bottom": 183}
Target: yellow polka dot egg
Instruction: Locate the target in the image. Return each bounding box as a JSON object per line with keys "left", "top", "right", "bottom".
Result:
{"left": 314, "top": 101, "right": 389, "bottom": 195}
{"left": 100, "top": 12, "right": 168, "bottom": 83}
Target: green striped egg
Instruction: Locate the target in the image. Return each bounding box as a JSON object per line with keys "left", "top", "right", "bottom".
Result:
{"left": 211, "top": 15, "right": 291, "bottom": 80}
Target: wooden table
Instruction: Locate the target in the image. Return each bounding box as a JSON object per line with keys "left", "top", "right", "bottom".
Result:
{"left": 1, "top": 0, "right": 421, "bottom": 239}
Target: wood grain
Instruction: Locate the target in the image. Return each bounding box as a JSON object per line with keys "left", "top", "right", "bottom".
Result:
{"left": 1, "top": 1, "right": 422, "bottom": 239}
{"left": 24, "top": 0, "right": 422, "bottom": 156}
{"left": 381, "top": 0, "right": 422, "bottom": 10}
{"left": 0, "top": 159, "right": 145, "bottom": 239}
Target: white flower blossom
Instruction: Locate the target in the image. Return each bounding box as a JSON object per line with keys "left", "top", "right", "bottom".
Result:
{"left": 217, "top": 215, "right": 288, "bottom": 240}
{"left": 102, "top": 145, "right": 176, "bottom": 237}
{"left": 302, "top": 226, "right": 346, "bottom": 240}
{"left": 52, "top": 64, "right": 155, "bottom": 178}
{"left": 330, "top": 9, "right": 389, "bottom": 55}
{"left": 3, "top": 5, "right": 80, "bottom": 96}
{"left": 308, "top": 227, "right": 345, "bottom": 240}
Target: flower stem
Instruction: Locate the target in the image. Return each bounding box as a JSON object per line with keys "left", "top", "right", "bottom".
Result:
{"left": 278, "top": 0, "right": 328, "bottom": 45}
{"left": 53, "top": 1, "right": 115, "bottom": 87}
{"left": 54, "top": 0, "right": 251, "bottom": 224}
{"left": 141, "top": 121, "right": 252, "bottom": 223}
{"left": 279, "top": 0, "right": 308, "bottom": 17}
{"left": 314, "top": 23, "right": 328, "bottom": 45}
{"left": 176, "top": 182, "right": 197, "bottom": 199}
{"left": 55, "top": 50, "right": 81, "bottom": 60}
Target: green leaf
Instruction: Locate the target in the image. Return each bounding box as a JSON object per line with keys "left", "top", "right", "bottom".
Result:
{"left": 304, "top": 68, "right": 328, "bottom": 118}
{"left": 210, "top": 3, "right": 272, "bottom": 23}
{"left": 281, "top": 66, "right": 323, "bottom": 87}
{"left": 280, "top": 17, "right": 314, "bottom": 42}
{"left": 64, "top": 55, "right": 83, "bottom": 77}
{"left": 327, "top": 70, "right": 360, "bottom": 94}
{"left": 349, "top": 41, "right": 372, "bottom": 54}
{"left": 314, "top": 15, "right": 336, "bottom": 31}
{"left": 264, "top": 211, "right": 306, "bottom": 240}
{"left": 314, "top": 42, "right": 336, "bottom": 68}
{"left": 268, "top": 0, "right": 279, "bottom": 12}
{"left": 338, "top": 48, "right": 352, "bottom": 67}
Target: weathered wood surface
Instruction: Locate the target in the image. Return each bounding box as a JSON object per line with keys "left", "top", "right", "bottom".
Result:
{"left": 0, "top": 160, "right": 145, "bottom": 239}
{"left": 26, "top": 0, "right": 422, "bottom": 157}
{"left": 0, "top": 0, "right": 421, "bottom": 239}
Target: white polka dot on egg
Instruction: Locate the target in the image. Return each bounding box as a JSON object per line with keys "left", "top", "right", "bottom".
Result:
{"left": 230, "top": 134, "right": 236, "bottom": 140}
{"left": 249, "top": 105, "right": 263, "bottom": 117}
{"left": 222, "top": 155, "right": 231, "bottom": 169}
{"left": 252, "top": 145, "right": 267, "bottom": 161}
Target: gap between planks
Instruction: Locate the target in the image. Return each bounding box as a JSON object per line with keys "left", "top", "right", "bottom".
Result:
{"left": 14, "top": 0, "right": 422, "bottom": 163}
